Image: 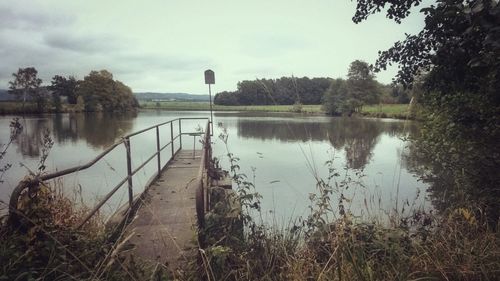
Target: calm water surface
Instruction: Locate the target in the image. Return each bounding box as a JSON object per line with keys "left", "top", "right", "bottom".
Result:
{"left": 0, "top": 111, "right": 428, "bottom": 221}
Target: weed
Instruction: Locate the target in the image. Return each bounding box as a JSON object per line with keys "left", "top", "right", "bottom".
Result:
{"left": 190, "top": 126, "right": 499, "bottom": 281}
{"left": 1, "top": 128, "right": 145, "bottom": 280}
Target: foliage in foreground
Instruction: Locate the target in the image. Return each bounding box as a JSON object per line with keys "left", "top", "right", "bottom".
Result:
{"left": 0, "top": 182, "right": 143, "bottom": 280}
{"left": 195, "top": 172, "right": 499, "bottom": 280}
{"left": 355, "top": 0, "right": 500, "bottom": 227}
{"left": 189, "top": 127, "right": 500, "bottom": 281}
{"left": 0, "top": 123, "right": 143, "bottom": 280}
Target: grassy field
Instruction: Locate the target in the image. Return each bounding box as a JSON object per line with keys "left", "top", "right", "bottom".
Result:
{"left": 361, "top": 103, "right": 412, "bottom": 119}
{"left": 0, "top": 100, "right": 413, "bottom": 119}
{"left": 0, "top": 101, "right": 40, "bottom": 114}
{"left": 140, "top": 101, "right": 413, "bottom": 119}
{"left": 139, "top": 101, "right": 323, "bottom": 113}
{"left": 0, "top": 101, "right": 82, "bottom": 114}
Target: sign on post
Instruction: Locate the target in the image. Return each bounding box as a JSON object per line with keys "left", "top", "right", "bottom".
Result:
{"left": 204, "top": 69, "right": 215, "bottom": 84}
{"left": 204, "top": 69, "right": 215, "bottom": 135}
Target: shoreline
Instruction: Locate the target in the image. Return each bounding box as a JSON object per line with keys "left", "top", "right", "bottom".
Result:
{"left": 0, "top": 101, "right": 415, "bottom": 120}
{"left": 138, "top": 102, "right": 415, "bottom": 120}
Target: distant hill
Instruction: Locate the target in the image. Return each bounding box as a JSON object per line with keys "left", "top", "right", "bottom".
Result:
{"left": 0, "top": 90, "right": 210, "bottom": 102}
{"left": 134, "top": 92, "right": 209, "bottom": 102}
{"left": 0, "top": 89, "right": 13, "bottom": 101}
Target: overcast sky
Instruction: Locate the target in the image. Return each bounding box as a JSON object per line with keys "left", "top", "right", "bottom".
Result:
{"left": 0, "top": 0, "right": 428, "bottom": 94}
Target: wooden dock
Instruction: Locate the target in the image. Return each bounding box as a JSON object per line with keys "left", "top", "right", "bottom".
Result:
{"left": 122, "top": 149, "right": 203, "bottom": 273}
{"left": 8, "top": 118, "right": 214, "bottom": 278}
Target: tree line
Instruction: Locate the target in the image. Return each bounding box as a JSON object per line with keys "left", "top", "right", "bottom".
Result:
{"left": 7, "top": 67, "right": 138, "bottom": 113}
{"left": 214, "top": 61, "right": 411, "bottom": 114}
{"left": 214, "top": 76, "right": 332, "bottom": 106}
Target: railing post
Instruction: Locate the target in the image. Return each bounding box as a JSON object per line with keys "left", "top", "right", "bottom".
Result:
{"left": 170, "top": 122, "right": 174, "bottom": 159}
{"left": 179, "top": 119, "right": 182, "bottom": 149}
{"left": 156, "top": 126, "right": 161, "bottom": 176}
{"left": 125, "top": 137, "right": 133, "bottom": 208}
{"left": 206, "top": 122, "right": 211, "bottom": 210}
{"left": 206, "top": 121, "right": 211, "bottom": 167}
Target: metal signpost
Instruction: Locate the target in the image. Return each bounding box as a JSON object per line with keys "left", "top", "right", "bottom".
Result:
{"left": 204, "top": 69, "right": 215, "bottom": 135}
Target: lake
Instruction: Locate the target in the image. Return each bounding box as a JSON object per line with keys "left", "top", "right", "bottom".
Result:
{"left": 0, "top": 111, "right": 428, "bottom": 222}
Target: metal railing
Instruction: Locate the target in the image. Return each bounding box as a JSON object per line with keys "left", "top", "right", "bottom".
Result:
{"left": 195, "top": 120, "right": 212, "bottom": 228}
{"left": 9, "top": 117, "right": 210, "bottom": 229}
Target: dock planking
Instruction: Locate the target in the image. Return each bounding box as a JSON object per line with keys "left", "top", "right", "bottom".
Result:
{"left": 123, "top": 149, "right": 202, "bottom": 272}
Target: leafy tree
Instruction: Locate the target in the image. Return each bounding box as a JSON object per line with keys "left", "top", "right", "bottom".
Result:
{"left": 52, "top": 91, "right": 62, "bottom": 112}
{"left": 273, "top": 77, "right": 296, "bottom": 104}
{"left": 213, "top": 76, "right": 331, "bottom": 106}
{"left": 236, "top": 80, "right": 271, "bottom": 105}
{"left": 390, "top": 84, "right": 411, "bottom": 104}
{"left": 114, "top": 80, "right": 139, "bottom": 110}
{"left": 322, "top": 78, "right": 350, "bottom": 115}
{"left": 8, "top": 67, "right": 43, "bottom": 112}
{"left": 76, "top": 70, "right": 138, "bottom": 111}
{"left": 376, "top": 82, "right": 410, "bottom": 104}
{"left": 323, "top": 60, "right": 380, "bottom": 115}
{"left": 49, "top": 75, "right": 78, "bottom": 104}
{"left": 214, "top": 91, "right": 239, "bottom": 105}
{"left": 352, "top": 0, "right": 500, "bottom": 222}
{"left": 353, "top": 0, "right": 499, "bottom": 95}
{"left": 346, "top": 60, "right": 380, "bottom": 110}
{"left": 75, "top": 96, "right": 85, "bottom": 112}
{"left": 34, "top": 87, "right": 50, "bottom": 113}
{"left": 307, "top": 78, "right": 333, "bottom": 104}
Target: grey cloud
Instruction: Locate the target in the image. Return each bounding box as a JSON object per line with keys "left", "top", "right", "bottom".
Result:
{"left": 234, "top": 65, "right": 278, "bottom": 76}
{"left": 0, "top": 41, "right": 64, "bottom": 87}
{"left": 1, "top": 30, "right": 212, "bottom": 91}
{"left": 44, "top": 32, "right": 120, "bottom": 53}
{"left": 113, "top": 53, "right": 212, "bottom": 74}
{"left": 239, "top": 33, "right": 310, "bottom": 58}
{"left": 0, "top": 5, "right": 72, "bottom": 31}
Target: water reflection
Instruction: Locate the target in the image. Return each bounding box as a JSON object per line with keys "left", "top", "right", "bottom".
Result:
{"left": 15, "top": 118, "right": 50, "bottom": 157}
{"left": 237, "top": 117, "right": 419, "bottom": 170}
{"left": 63, "top": 112, "right": 136, "bottom": 149}
{"left": 2, "top": 112, "right": 429, "bottom": 222}
{"left": 14, "top": 112, "right": 136, "bottom": 157}
{"left": 402, "top": 135, "right": 500, "bottom": 225}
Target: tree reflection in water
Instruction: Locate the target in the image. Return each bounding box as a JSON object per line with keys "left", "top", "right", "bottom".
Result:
{"left": 236, "top": 117, "right": 419, "bottom": 170}
{"left": 14, "top": 112, "right": 137, "bottom": 157}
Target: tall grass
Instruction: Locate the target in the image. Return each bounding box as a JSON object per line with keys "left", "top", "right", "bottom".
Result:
{"left": 187, "top": 127, "right": 500, "bottom": 281}
{"left": 0, "top": 124, "right": 146, "bottom": 280}
{"left": 193, "top": 179, "right": 499, "bottom": 280}
{"left": 0, "top": 180, "right": 145, "bottom": 280}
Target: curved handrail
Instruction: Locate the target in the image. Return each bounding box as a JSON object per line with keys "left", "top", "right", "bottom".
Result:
{"left": 9, "top": 117, "right": 209, "bottom": 228}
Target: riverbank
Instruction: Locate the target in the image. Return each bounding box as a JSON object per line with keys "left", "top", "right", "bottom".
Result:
{"left": 0, "top": 102, "right": 46, "bottom": 114}
{"left": 139, "top": 101, "right": 413, "bottom": 119}
{"left": 140, "top": 101, "right": 323, "bottom": 113}
{"left": 0, "top": 101, "right": 413, "bottom": 119}
{"left": 3, "top": 164, "right": 498, "bottom": 280}
{"left": 197, "top": 204, "right": 500, "bottom": 281}
{"left": 0, "top": 101, "right": 138, "bottom": 115}
{"left": 2, "top": 111, "right": 496, "bottom": 280}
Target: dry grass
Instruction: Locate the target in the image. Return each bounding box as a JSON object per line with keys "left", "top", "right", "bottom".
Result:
{"left": 191, "top": 207, "right": 499, "bottom": 281}
{"left": 0, "top": 181, "right": 146, "bottom": 280}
